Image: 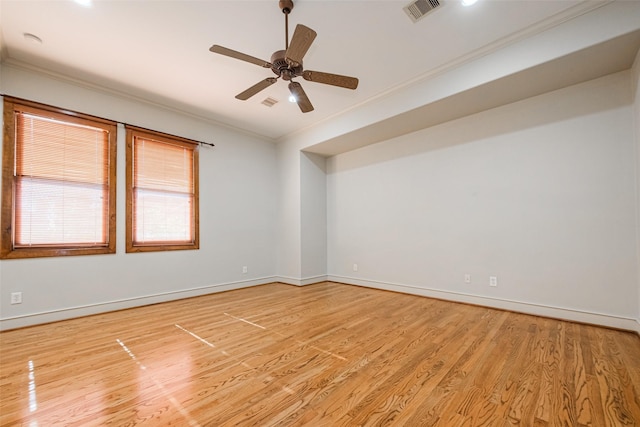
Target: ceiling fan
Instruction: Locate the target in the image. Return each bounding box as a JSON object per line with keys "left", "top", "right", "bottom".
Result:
{"left": 209, "top": 0, "right": 359, "bottom": 113}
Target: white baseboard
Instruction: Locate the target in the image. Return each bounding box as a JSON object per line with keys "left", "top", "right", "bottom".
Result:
{"left": 328, "top": 275, "right": 640, "bottom": 333}
{"left": 275, "top": 275, "right": 328, "bottom": 286}
{"left": 3, "top": 274, "right": 637, "bottom": 335}
{"left": 0, "top": 276, "right": 277, "bottom": 331}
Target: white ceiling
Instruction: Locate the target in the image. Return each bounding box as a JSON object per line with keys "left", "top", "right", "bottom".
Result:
{"left": 1, "top": 0, "right": 639, "bottom": 144}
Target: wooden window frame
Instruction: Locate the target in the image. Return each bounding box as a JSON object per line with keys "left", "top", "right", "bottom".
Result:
{"left": 1, "top": 97, "right": 117, "bottom": 259}
{"left": 125, "top": 125, "right": 199, "bottom": 253}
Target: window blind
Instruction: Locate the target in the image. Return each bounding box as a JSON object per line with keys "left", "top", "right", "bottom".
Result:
{"left": 132, "top": 136, "right": 195, "bottom": 244}
{"left": 14, "top": 112, "right": 110, "bottom": 247}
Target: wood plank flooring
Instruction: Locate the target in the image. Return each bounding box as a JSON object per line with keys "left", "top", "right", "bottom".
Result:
{"left": 1, "top": 282, "right": 639, "bottom": 426}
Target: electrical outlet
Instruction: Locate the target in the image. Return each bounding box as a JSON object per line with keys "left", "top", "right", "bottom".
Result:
{"left": 242, "top": 266, "right": 248, "bottom": 274}
{"left": 489, "top": 276, "right": 498, "bottom": 287}
{"left": 353, "top": 263, "right": 358, "bottom": 272}
{"left": 11, "top": 292, "right": 22, "bottom": 304}
{"left": 464, "top": 274, "right": 471, "bottom": 283}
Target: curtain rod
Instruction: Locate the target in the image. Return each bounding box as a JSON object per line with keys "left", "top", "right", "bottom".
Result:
{"left": 123, "top": 123, "right": 215, "bottom": 148}
{"left": 1, "top": 94, "right": 215, "bottom": 148}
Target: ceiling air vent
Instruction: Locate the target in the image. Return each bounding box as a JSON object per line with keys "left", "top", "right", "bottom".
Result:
{"left": 261, "top": 97, "right": 279, "bottom": 107}
{"left": 403, "top": 0, "right": 441, "bottom": 23}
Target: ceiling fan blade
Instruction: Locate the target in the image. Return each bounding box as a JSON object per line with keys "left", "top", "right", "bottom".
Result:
{"left": 288, "top": 82, "right": 314, "bottom": 113}
{"left": 210, "top": 45, "right": 271, "bottom": 68}
{"left": 236, "top": 78, "right": 278, "bottom": 100}
{"left": 302, "top": 70, "right": 359, "bottom": 90}
{"left": 285, "top": 24, "right": 317, "bottom": 67}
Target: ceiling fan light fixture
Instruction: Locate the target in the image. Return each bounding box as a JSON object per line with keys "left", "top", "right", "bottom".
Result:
{"left": 289, "top": 82, "right": 314, "bottom": 113}
{"left": 288, "top": 95, "right": 297, "bottom": 103}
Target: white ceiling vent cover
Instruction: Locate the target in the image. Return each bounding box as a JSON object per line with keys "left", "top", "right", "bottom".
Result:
{"left": 404, "top": 0, "right": 441, "bottom": 23}
{"left": 261, "top": 97, "right": 279, "bottom": 107}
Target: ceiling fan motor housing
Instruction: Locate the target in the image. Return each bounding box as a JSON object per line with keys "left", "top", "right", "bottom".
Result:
{"left": 270, "top": 50, "right": 302, "bottom": 80}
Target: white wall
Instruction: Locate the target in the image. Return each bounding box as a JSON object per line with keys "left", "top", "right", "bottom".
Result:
{"left": 275, "top": 139, "right": 302, "bottom": 282}
{"left": 633, "top": 48, "right": 640, "bottom": 333}
{"left": 274, "top": 141, "right": 328, "bottom": 285}
{"left": 300, "top": 152, "right": 327, "bottom": 281}
{"left": 2, "top": 45, "right": 639, "bottom": 334}
{"left": 327, "top": 71, "right": 639, "bottom": 330}
{"left": 0, "top": 64, "right": 279, "bottom": 329}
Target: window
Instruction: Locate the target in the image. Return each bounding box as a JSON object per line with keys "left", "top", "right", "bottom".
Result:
{"left": 125, "top": 126, "right": 199, "bottom": 252}
{"left": 1, "top": 97, "right": 117, "bottom": 259}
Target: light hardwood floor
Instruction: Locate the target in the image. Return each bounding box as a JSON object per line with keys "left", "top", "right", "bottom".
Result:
{"left": 1, "top": 282, "right": 639, "bottom": 426}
